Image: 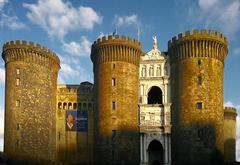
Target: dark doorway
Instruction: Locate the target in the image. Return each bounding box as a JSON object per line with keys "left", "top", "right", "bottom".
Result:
{"left": 147, "top": 86, "right": 163, "bottom": 104}
{"left": 148, "top": 140, "right": 164, "bottom": 165}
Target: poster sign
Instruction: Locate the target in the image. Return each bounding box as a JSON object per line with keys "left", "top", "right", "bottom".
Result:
{"left": 65, "top": 110, "right": 88, "bottom": 132}
{"left": 65, "top": 110, "right": 77, "bottom": 131}
{"left": 76, "top": 110, "right": 88, "bottom": 132}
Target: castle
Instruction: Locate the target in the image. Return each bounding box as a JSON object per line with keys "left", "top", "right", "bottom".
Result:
{"left": 1, "top": 29, "right": 237, "bottom": 165}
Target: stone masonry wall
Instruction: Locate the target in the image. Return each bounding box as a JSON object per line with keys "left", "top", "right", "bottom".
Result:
{"left": 91, "top": 35, "right": 141, "bottom": 164}
{"left": 168, "top": 29, "right": 228, "bottom": 165}
{"left": 56, "top": 84, "right": 94, "bottom": 165}
{"left": 224, "top": 107, "right": 237, "bottom": 162}
{"left": 2, "top": 41, "right": 60, "bottom": 163}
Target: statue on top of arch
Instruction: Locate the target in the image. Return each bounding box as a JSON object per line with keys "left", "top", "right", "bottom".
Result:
{"left": 152, "top": 36, "right": 157, "bottom": 49}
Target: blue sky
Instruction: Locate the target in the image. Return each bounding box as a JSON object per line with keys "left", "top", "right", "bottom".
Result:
{"left": 0, "top": 0, "right": 239, "bottom": 159}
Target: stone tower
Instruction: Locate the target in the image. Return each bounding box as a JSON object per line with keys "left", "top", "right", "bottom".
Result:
{"left": 2, "top": 41, "right": 60, "bottom": 163}
{"left": 224, "top": 106, "right": 237, "bottom": 163}
{"left": 91, "top": 35, "right": 142, "bottom": 164}
{"left": 168, "top": 29, "right": 228, "bottom": 165}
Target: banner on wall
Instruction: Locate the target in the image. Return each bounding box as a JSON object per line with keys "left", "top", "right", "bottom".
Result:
{"left": 65, "top": 110, "right": 88, "bottom": 132}
{"left": 76, "top": 110, "right": 88, "bottom": 132}
{"left": 65, "top": 110, "right": 77, "bottom": 131}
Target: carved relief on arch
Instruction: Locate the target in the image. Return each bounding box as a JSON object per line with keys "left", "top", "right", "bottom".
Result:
{"left": 146, "top": 133, "right": 164, "bottom": 149}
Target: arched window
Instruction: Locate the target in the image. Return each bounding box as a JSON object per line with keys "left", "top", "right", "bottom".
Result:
{"left": 58, "top": 102, "right": 62, "bottom": 109}
{"left": 88, "top": 103, "right": 92, "bottom": 109}
{"left": 68, "top": 102, "right": 72, "bottom": 109}
{"left": 73, "top": 103, "right": 77, "bottom": 109}
{"left": 78, "top": 103, "right": 81, "bottom": 109}
{"left": 63, "top": 102, "right": 67, "bottom": 109}
{"left": 83, "top": 103, "right": 87, "bottom": 109}
{"left": 147, "top": 86, "right": 163, "bottom": 104}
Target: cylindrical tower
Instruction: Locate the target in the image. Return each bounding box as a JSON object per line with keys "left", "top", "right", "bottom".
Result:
{"left": 224, "top": 106, "right": 237, "bottom": 163}
{"left": 91, "top": 35, "right": 142, "bottom": 164}
{"left": 2, "top": 41, "right": 60, "bottom": 163}
{"left": 168, "top": 29, "right": 228, "bottom": 164}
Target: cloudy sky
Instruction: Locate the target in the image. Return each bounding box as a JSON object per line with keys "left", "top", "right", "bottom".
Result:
{"left": 0, "top": 0, "right": 239, "bottom": 160}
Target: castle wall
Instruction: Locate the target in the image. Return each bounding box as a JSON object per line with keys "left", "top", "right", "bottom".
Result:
{"left": 91, "top": 35, "right": 141, "bottom": 164}
{"left": 224, "top": 107, "right": 237, "bottom": 162}
{"left": 2, "top": 41, "right": 60, "bottom": 163}
{"left": 168, "top": 29, "right": 228, "bottom": 165}
{"left": 56, "top": 83, "right": 94, "bottom": 165}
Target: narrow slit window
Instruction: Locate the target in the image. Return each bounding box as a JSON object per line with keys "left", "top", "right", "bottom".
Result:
{"left": 197, "top": 76, "right": 202, "bottom": 85}
{"left": 16, "top": 78, "right": 20, "bottom": 86}
{"left": 112, "top": 101, "right": 116, "bottom": 110}
{"left": 112, "top": 63, "right": 116, "bottom": 69}
{"left": 112, "top": 78, "right": 116, "bottom": 86}
{"left": 58, "top": 132, "right": 61, "bottom": 140}
{"left": 198, "top": 59, "right": 202, "bottom": 65}
{"left": 16, "top": 68, "right": 20, "bottom": 75}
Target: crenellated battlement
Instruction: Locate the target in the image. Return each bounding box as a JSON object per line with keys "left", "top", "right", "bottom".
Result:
{"left": 168, "top": 29, "right": 228, "bottom": 63}
{"left": 91, "top": 35, "right": 142, "bottom": 66}
{"left": 224, "top": 107, "right": 237, "bottom": 121}
{"left": 2, "top": 40, "right": 60, "bottom": 69}
{"left": 224, "top": 106, "right": 237, "bottom": 114}
{"left": 168, "top": 29, "right": 227, "bottom": 46}
{"left": 92, "top": 35, "right": 141, "bottom": 49}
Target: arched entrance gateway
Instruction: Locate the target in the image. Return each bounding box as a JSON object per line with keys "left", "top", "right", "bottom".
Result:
{"left": 139, "top": 37, "right": 171, "bottom": 165}
{"left": 147, "top": 86, "right": 163, "bottom": 104}
{"left": 148, "top": 140, "right": 164, "bottom": 165}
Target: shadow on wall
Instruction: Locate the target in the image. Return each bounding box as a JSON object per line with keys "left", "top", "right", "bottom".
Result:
{"left": 94, "top": 128, "right": 140, "bottom": 165}
{"left": 172, "top": 122, "right": 225, "bottom": 165}
{"left": 57, "top": 82, "right": 95, "bottom": 165}
{"left": 224, "top": 138, "right": 236, "bottom": 163}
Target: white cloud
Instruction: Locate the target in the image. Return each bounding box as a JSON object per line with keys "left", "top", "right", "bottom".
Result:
{"left": 225, "top": 101, "right": 235, "bottom": 108}
{"left": 0, "top": 0, "right": 7, "bottom": 11}
{"left": 113, "top": 14, "right": 140, "bottom": 27}
{"left": 61, "top": 36, "right": 91, "bottom": 57}
{"left": 0, "top": 68, "right": 5, "bottom": 84}
{"left": 60, "top": 63, "right": 79, "bottom": 78}
{"left": 57, "top": 54, "right": 92, "bottom": 83}
{"left": 196, "top": 0, "right": 240, "bottom": 35}
{"left": 198, "top": 0, "right": 217, "bottom": 10}
{"left": 0, "top": 0, "right": 25, "bottom": 31}
{"left": 57, "top": 54, "right": 81, "bottom": 82}
{"left": 23, "top": 0, "right": 102, "bottom": 40}
{"left": 0, "top": 14, "right": 26, "bottom": 30}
